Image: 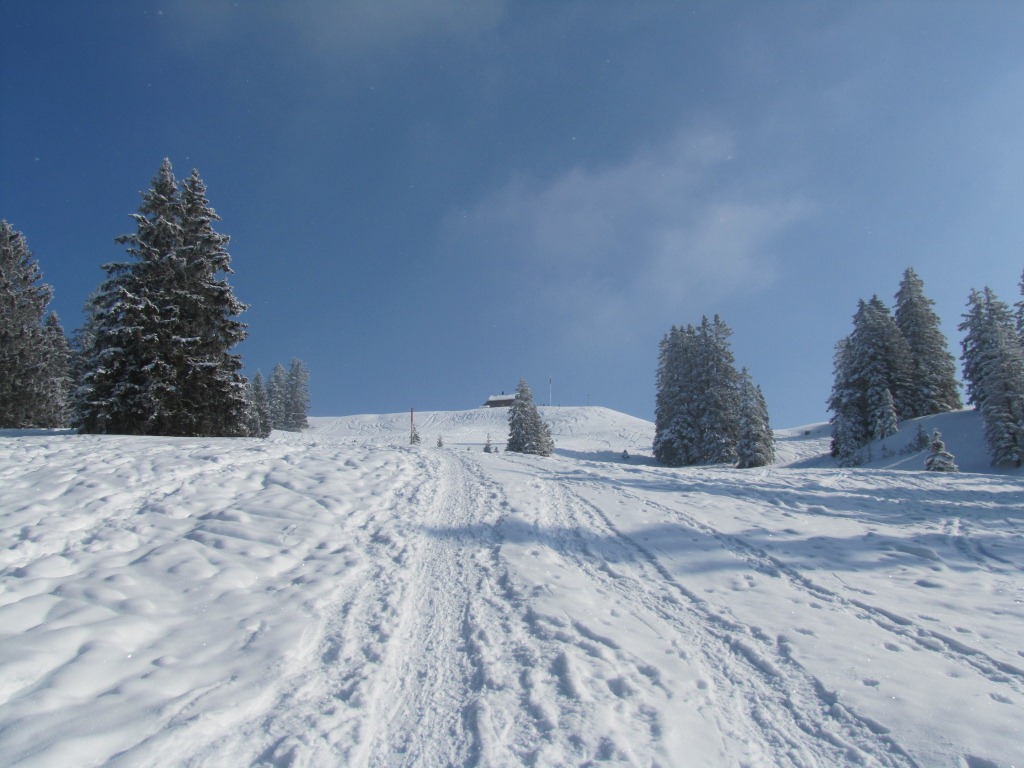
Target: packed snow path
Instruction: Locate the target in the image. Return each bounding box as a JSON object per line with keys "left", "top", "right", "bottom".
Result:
{"left": 1, "top": 408, "right": 1022, "bottom": 767}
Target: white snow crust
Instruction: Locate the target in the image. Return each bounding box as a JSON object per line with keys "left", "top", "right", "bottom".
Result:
{"left": 1, "top": 407, "right": 1022, "bottom": 767}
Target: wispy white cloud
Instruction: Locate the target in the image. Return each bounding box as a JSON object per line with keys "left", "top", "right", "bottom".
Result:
{"left": 445, "top": 130, "right": 809, "bottom": 345}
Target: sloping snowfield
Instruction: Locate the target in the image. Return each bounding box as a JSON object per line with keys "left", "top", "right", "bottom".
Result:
{"left": 1, "top": 407, "right": 1022, "bottom": 767}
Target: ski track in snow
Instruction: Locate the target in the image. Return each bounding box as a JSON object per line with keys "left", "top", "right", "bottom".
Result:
{"left": 493, "top": 459, "right": 916, "bottom": 767}
{"left": 1, "top": 409, "right": 1022, "bottom": 767}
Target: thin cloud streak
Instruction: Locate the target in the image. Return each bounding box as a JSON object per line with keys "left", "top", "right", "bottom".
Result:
{"left": 445, "top": 130, "right": 809, "bottom": 346}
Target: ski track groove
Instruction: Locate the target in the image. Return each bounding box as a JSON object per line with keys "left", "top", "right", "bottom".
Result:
{"left": 582, "top": 474, "right": 1024, "bottom": 698}
{"left": 518, "top": 459, "right": 921, "bottom": 768}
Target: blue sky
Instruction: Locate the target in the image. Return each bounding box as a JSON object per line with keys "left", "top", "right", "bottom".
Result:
{"left": 3, "top": 1, "right": 1023, "bottom": 428}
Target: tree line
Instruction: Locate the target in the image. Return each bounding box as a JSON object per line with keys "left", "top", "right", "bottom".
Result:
{"left": 653, "top": 265, "right": 1024, "bottom": 470}
{"left": 829, "top": 267, "right": 1024, "bottom": 467}
{"left": 1, "top": 159, "right": 308, "bottom": 436}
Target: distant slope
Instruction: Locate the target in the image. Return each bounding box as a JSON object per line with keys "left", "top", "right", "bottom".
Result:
{"left": 309, "top": 406, "right": 656, "bottom": 458}
{"left": 312, "top": 406, "right": 1021, "bottom": 476}
{"left": 783, "top": 409, "right": 1021, "bottom": 476}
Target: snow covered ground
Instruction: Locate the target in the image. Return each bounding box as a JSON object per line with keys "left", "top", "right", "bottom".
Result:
{"left": 1, "top": 407, "right": 1022, "bottom": 767}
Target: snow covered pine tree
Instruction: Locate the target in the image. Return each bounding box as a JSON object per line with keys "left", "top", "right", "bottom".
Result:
{"left": 0, "top": 220, "right": 69, "bottom": 428}
{"left": 283, "top": 359, "right": 310, "bottom": 432}
{"left": 505, "top": 379, "right": 554, "bottom": 456}
{"left": 894, "top": 268, "right": 962, "bottom": 417}
{"left": 735, "top": 368, "right": 775, "bottom": 468}
{"left": 959, "top": 287, "right": 1024, "bottom": 467}
{"left": 75, "top": 159, "right": 249, "bottom": 436}
{"left": 924, "top": 429, "right": 958, "bottom": 472}
{"left": 829, "top": 296, "right": 914, "bottom": 465}
{"left": 243, "top": 371, "right": 272, "bottom": 438}
{"left": 654, "top": 316, "right": 768, "bottom": 467}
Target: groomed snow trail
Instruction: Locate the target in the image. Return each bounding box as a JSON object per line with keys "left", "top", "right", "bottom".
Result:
{"left": 484, "top": 456, "right": 918, "bottom": 768}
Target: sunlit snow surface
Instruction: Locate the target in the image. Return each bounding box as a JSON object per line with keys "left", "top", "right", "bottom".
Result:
{"left": 1, "top": 407, "right": 1022, "bottom": 767}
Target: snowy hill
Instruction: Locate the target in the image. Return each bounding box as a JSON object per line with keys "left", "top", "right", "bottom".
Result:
{"left": 309, "top": 405, "right": 656, "bottom": 458}
{"left": 1, "top": 407, "right": 1023, "bottom": 767}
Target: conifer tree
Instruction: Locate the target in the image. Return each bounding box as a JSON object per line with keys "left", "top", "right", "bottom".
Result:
{"left": 0, "top": 220, "right": 57, "bottom": 428}
{"left": 828, "top": 297, "right": 914, "bottom": 463}
{"left": 267, "top": 363, "right": 288, "bottom": 430}
{"left": 924, "top": 430, "right": 958, "bottom": 472}
{"left": 653, "top": 316, "right": 751, "bottom": 466}
{"left": 696, "top": 316, "right": 742, "bottom": 464}
{"left": 78, "top": 159, "right": 181, "bottom": 434}
{"left": 506, "top": 378, "right": 554, "bottom": 456}
{"left": 735, "top": 368, "right": 775, "bottom": 468}
{"left": 894, "top": 268, "right": 961, "bottom": 417}
{"left": 243, "top": 371, "right": 272, "bottom": 438}
{"left": 37, "top": 313, "right": 72, "bottom": 428}
{"left": 75, "top": 159, "right": 248, "bottom": 436}
{"left": 283, "top": 358, "right": 311, "bottom": 432}
{"left": 959, "top": 288, "right": 1024, "bottom": 466}
{"left": 1016, "top": 267, "right": 1024, "bottom": 346}
{"left": 174, "top": 169, "right": 249, "bottom": 435}
{"left": 653, "top": 325, "right": 691, "bottom": 466}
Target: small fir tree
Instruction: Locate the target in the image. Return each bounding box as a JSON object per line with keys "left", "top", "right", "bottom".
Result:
{"left": 483, "top": 434, "right": 493, "bottom": 453}
{"left": 925, "top": 430, "right": 958, "bottom": 472}
{"left": 506, "top": 379, "right": 554, "bottom": 456}
{"left": 436, "top": 434, "right": 444, "bottom": 448}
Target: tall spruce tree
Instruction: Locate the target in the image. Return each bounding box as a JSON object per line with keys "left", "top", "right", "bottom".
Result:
{"left": 1016, "top": 268, "right": 1024, "bottom": 347}
{"left": 654, "top": 316, "right": 759, "bottom": 466}
{"left": 76, "top": 160, "right": 249, "bottom": 436}
{"left": 243, "top": 371, "right": 272, "bottom": 438}
{"left": 283, "top": 358, "right": 310, "bottom": 432}
{"left": 735, "top": 368, "right": 775, "bottom": 468}
{"left": 828, "top": 296, "right": 914, "bottom": 464}
{"left": 653, "top": 325, "right": 690, "bottom": 466}
{"left": 77, "top": 159, "right": 181, "bottom": 434}
{"left": 506, "top": 378, "right": 554, "bottom": 456}
{"left": 1, "top": 220, "right": 67, "bottom": 428}
{"left": 894, "top": 268, "right": 962, "bottom": 417}
{"left": 37, "top": 313, "right": 72, "bottom": 428}
{"left": 267, "top": 362, "right": 288, "bottom": 430}
{"left": 697, "top": 315, "right": 742, "bottom": 464}
{"left": 174, "top": 169, "right": 249, "bottom": 435}
{"left": 828, "top": 337, "right": 868, "bottom": 464}
{"left": 959, "top": 288, "right": 1024, "bottom": 466}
